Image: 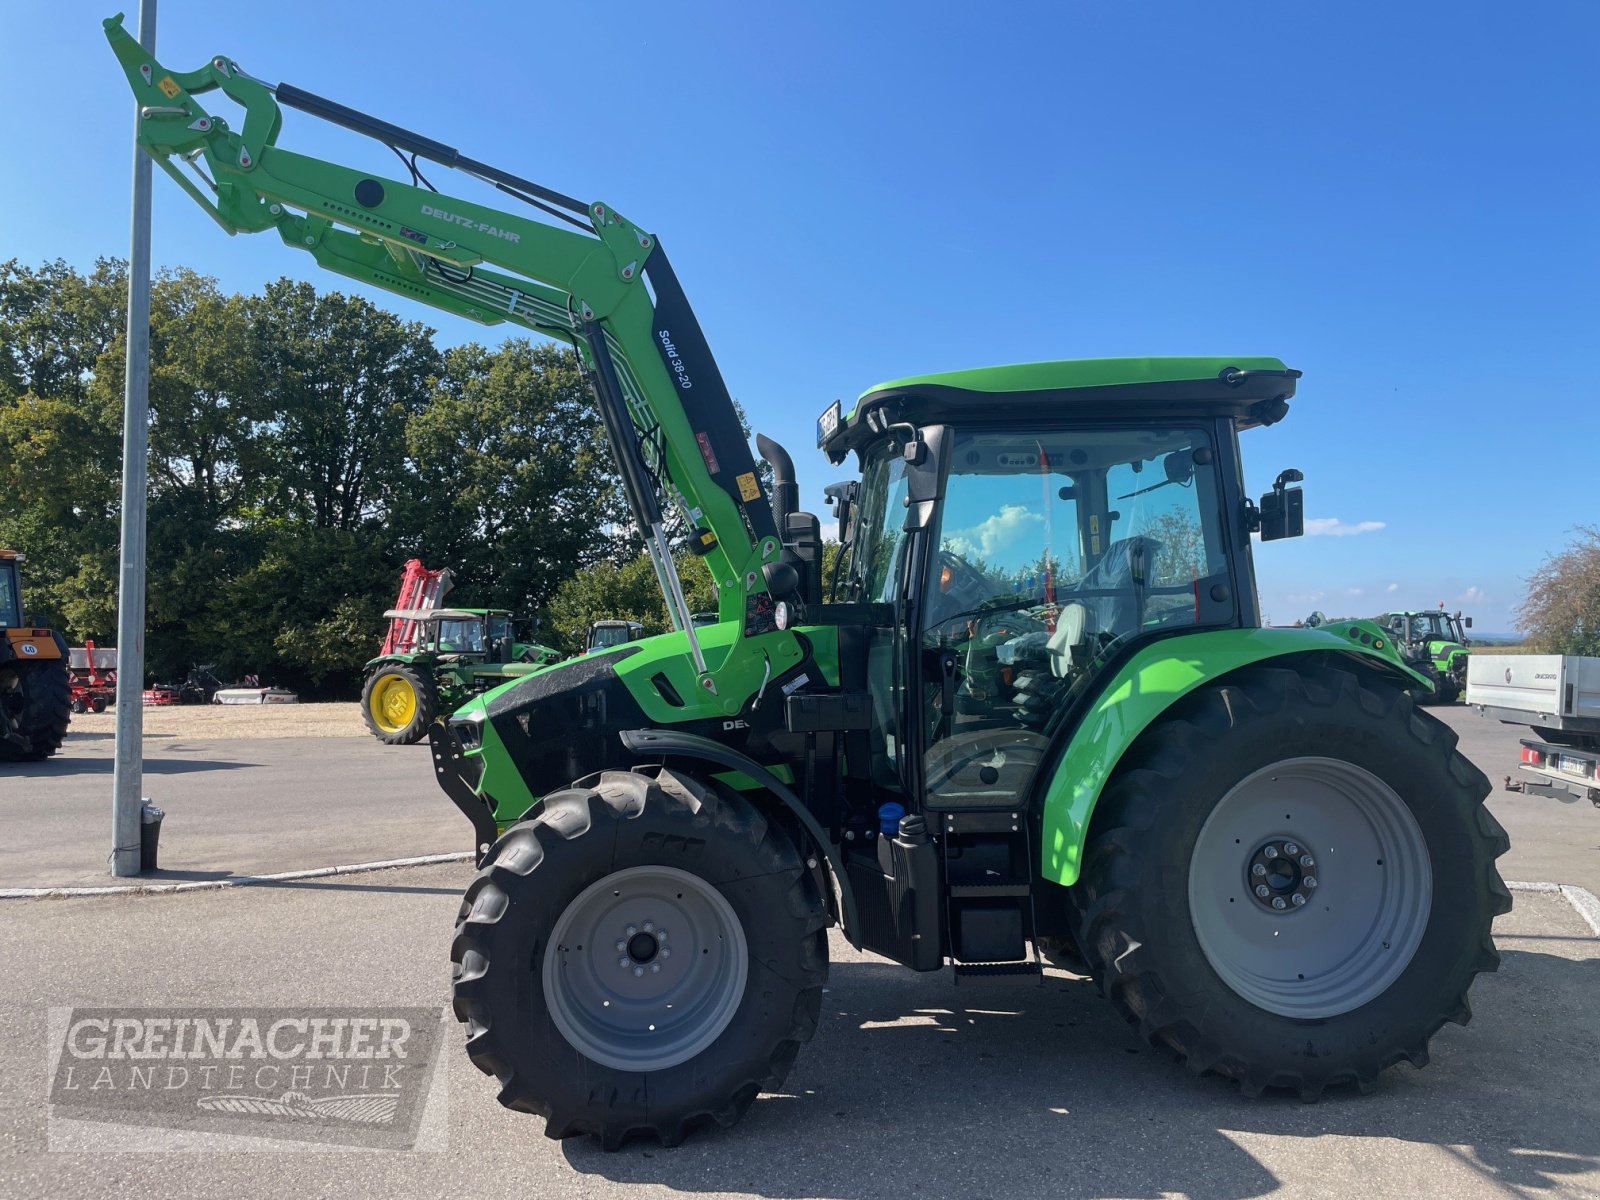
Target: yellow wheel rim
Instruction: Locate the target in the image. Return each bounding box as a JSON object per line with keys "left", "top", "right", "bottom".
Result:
{"left": 370, "top": 673, "right": 418, "bottom": 734}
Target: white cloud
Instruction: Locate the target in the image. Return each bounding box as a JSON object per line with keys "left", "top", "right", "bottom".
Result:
{"left": 1458, "top": 586, "right": 1486, "bottom": 604}
{"left": 1386, "top": 582, "right": 1400, "bottom": 593}
{"left": 819, "top": 520, "right": 840, "bottom": 543}
{"left": 1343, "top": 587, "right": 1364, "bottom": 596}
{"left": 944, "top": 504, "right": 1044, "bottom": 560}
{"left": 1304, "top": 518, "right": 1386, "bottom": 537}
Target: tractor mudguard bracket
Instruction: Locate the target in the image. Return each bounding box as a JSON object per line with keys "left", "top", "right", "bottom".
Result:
{"left": 619, "top": 728, "right": 860, "bottom": 946}
{"left": 429, "top": 721, "right": 499, "bottom": 862}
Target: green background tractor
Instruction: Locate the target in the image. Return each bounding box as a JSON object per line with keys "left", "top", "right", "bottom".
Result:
{"left": 1375, "top": 609, "right": 1473, "bottom": 703}
{"left": 0, "top": 549, "right": 71, "bottom": 762}
{"left": 110, "top": 21, "right": 1511, "bottom": 1150}
{"left": 361, "top": 607, "right": 562, "bottom": 745}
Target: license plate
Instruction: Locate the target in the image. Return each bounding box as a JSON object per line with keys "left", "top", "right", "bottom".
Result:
{"left": 1559, "top": 755, "right": 1592, "bottom": 778}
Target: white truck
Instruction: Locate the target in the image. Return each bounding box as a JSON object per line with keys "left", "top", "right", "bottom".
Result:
{"left": 1467, "top": 654, "right": 1600, "bottom": 805}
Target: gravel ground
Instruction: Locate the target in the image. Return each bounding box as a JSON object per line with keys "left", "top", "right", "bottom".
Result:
{"left": 66, "top": 702, "right": 367, "bottom": 740}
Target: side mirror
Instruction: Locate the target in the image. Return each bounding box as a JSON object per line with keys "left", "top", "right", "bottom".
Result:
{"left": 1465, "top": 616, "right": 1473, "bottom": 629}
{"left": 1258, "top": 469, "right": 1305, "bottom": 542}
{"left": 823, "top": 481, "right": 858, "bottom": 544}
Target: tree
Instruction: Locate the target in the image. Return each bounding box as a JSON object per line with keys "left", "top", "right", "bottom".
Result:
{"left": 401, "top": 340, "right": 623, "bottom": 615}
{"left": 247, "top": 279, "right": 440, "bottom": 530}
{"left": 545, "top": 552, "right": 716, "bottom": 652}
{"left": 1519, "top": 526, "right": 1600, "bottom": 656}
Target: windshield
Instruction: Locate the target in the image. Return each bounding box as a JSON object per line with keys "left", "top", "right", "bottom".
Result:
{"left": 0, "top": 564, "right": 18, "bottom": 627}
{"left": 590, "top": 624, "right": 638, "bottom": 650}
{"left": 433, "top": 618, "right": 485, "bottom": 653}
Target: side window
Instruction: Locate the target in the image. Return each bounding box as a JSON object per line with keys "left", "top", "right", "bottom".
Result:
{"left": 920, "top": 426, "right": 1227, "bottom": 809}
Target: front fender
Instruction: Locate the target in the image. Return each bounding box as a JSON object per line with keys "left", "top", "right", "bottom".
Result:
{"left": 1038, "top": 625, "right": 1416, "bottom": 887}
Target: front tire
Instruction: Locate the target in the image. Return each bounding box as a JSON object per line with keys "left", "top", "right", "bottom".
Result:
{"left": 360, "top": 664, "right": 437, "bottom": 745}
{"left": 1075, "top": 665, "right": 1509, "bottom": 1097}
{"left": 451, "top": 766, "right": 828, "bottom": 1148}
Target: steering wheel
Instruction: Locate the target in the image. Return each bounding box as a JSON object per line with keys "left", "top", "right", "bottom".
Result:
{"left": 935, "top": 550, "right": 996, "bottom": 613}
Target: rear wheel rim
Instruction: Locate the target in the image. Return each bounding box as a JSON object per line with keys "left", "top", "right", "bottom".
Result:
{"left": 544, "top": 865, "right": 748, "bottom": 1072}
{"left": 1187, "top": 756, "right": 1432, "bottom": 1019}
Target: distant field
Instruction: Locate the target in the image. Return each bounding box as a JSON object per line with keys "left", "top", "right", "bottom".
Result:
{"left": 1471, "top": 642, "right": 1533, "bottom": 654}
{"left": 68, "top": 702, "right": 366, "bottom": 740}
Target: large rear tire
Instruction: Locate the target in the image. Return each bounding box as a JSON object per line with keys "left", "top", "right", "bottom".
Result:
{"left": 360, "top": 664, "right": 437, "bottom": 745}
{"left": 451, "top": 766, "right": 828, "bottom": 1149}
{"left": 0, "top": 659, "right": 72, "bottom": 762}
{"left": 1075, "top": 665, "right": 1509, "bottom": 1098}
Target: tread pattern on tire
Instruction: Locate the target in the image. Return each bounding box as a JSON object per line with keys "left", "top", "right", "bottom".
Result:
{"left": 1074, "top": 664, "right": 1510, "bottom": 1100}
{"left": 451, "top": 765, "right": 828, "bottom": 1149}
{"left": 0, "top": 659, "right": 71, "bottom": 762}
{"left": 359, "top": 664, "right": 438, "bottom": 745}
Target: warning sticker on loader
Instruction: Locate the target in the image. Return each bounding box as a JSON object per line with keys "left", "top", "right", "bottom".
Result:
{"left": 736, "top": 472, "right": 761, "bottom": 502}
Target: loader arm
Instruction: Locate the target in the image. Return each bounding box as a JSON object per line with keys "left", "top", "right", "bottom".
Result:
{"left": 102, "top": 14, "right": 792, "bottom": 698}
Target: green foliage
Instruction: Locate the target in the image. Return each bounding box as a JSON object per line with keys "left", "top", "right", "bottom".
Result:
{"left": 1519, "top": 525, "right": 1600, "bottom": 657}
{"left": 545, "top": 553, "right": 717, "bottom": 652}
{"left": 399, "top": 339, "right": 623, "bottom": 613}
{"left": 0, "top": 260, "right": 624, "bottom": 696}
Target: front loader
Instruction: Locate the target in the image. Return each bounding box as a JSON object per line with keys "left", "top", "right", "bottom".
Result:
{"left": 105, "top": 16, "right": 1510, "bottom": 1149}
{"left": 0, "top": 550, "right": 72, "bottom": 762}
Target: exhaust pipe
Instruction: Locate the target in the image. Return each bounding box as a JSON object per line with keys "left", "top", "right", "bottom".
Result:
{"left": 756, "top": 433, "right": 797, "bottom": 531}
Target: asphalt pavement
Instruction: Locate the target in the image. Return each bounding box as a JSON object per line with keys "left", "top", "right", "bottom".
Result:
{"left": 0, "top": 866, "right": 1595, "bottom": 1199}
{"left": 0, "top": 731, "right": 462, "bottom": 888}
{"left": 1, "top": 700, "right": 1599, "bottom": 1197}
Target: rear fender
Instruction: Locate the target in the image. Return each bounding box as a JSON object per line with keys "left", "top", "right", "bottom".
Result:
{"left": 1038, "top": 626, "right": 1419, "bottom": 887}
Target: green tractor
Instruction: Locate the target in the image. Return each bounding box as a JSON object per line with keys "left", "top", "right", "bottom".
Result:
{"left": 361, "top": 561, "right": 562, "bottom": 744}
{"left": 111, "top": 20, "right": 1511, "bottom": 1149}
{"left": 1375, "top": 609, "right": 1473, "bottom": 704}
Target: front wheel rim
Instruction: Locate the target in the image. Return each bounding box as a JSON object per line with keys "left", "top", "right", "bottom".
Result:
{"left": 1188, "top": 756, "right": 1432, "bottom": 1020}
{"left": 370, "top": 675, "right": 416, "bottom": 732}
{"left": 543, "top": 865, "right": 748, "bottom": 1072}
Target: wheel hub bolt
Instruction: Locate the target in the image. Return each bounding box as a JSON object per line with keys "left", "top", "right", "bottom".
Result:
{"left": 617, "top": 957, "right": 630, "bottom": 968}
{"left": 633, "top": 966, "right": 644, "bottom": 978}
{"left": 650, "top": 963, "right": 661, "bottom": 973}
{"left": 615, "top": 940, "right": 627, "bottom": 952}
{"left": 1246, "top": 837, "right": 1319, "bottom": 913}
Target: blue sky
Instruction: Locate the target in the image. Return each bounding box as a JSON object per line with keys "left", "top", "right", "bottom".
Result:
{"left": 4, "top": 1, "right": 1595, "bottom": 632}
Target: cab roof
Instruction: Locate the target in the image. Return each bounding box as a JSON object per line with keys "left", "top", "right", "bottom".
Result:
{"left": 819, "top": 356, "right": 1300, "bottom": 462}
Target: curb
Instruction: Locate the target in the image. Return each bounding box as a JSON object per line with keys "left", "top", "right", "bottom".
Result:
{"left": 0, "top": 852, "right": 475, "bottom": 900}
{"left": 1507, "top": 880, "right": 1600, "bottom": 937}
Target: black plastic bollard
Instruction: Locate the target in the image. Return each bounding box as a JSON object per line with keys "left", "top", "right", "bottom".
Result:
{"left": 140, "top": 801, "right": 164, "bottom": 873}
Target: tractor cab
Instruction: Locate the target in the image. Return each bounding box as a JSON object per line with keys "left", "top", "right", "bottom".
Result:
{"left": 0, "top": 553, "right": 20, "bottom": 628}
{"left": 820, "top": 358, "right": 1306, "bottom": 814}
{"left": 585, "top": 619, "right": 647, "bottom": 654}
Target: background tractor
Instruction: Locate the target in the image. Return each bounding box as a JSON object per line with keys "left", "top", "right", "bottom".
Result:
{"left": 360, "top": 560, "right": 562, "bottom": 745}
{"left": 0, "top": 549, "right": 71, "bottom": 762}
{"left": 112, "top": 20, "right": 1510, "bottom": 1150}
{"left": 1375, "top": 608, "right": 1473, "bottom": 703}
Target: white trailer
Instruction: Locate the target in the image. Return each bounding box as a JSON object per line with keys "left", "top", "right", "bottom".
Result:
{"left": 1468, "top": 654, "right": 1600, "bottom": 804}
